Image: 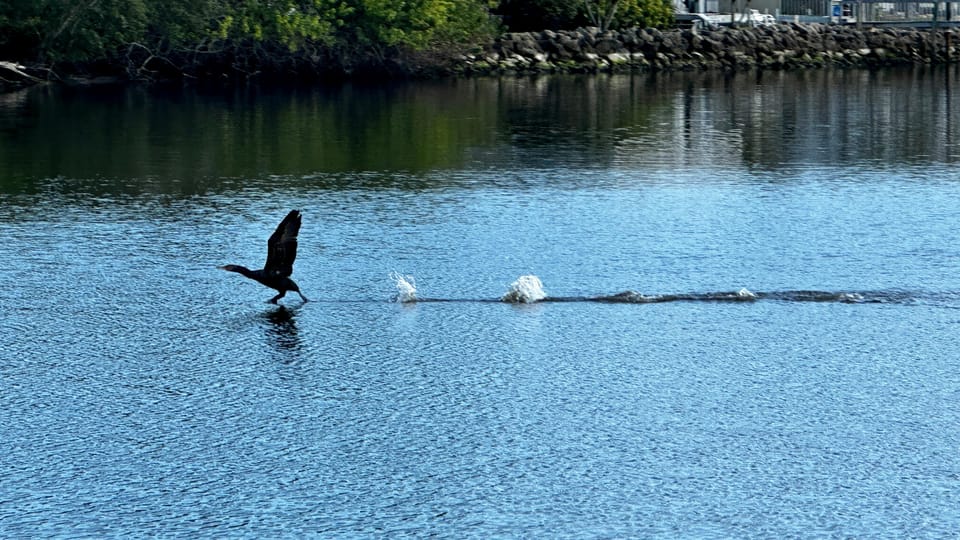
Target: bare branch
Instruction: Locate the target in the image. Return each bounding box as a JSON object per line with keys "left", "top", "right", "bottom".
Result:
{"left": 583, "top": 0, "right": 623, "bottom": 31}
{"left": 0, "top": 61, "right": 41, "bottom": 82}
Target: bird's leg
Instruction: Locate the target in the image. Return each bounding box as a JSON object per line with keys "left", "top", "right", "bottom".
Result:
{"left": 268, "top": 290, "right": 286, "bottom": 304}
{"left": 297, "top": 291, "right": 309, "bottom": 303}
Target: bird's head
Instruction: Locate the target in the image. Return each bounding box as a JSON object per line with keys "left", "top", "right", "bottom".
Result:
{"left": 219, "top": 264, "right": 243, "bottom": 273}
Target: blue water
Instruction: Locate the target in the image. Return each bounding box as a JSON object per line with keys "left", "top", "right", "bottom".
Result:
{"left": 2, "top": 68, "right": 960, "bottom": 537}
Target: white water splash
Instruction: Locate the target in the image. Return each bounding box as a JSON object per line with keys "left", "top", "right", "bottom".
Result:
{"left": 737, "top": 287, "right": 757, "bottom": 300}
{"left": 390, "top": 272, "right": 417, "bottom": 303}
{"left": 502, "top": 275, "right": 546, "bottom": 303}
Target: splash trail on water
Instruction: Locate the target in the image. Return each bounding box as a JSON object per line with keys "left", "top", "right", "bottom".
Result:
{"left": 380, "top": 275, "right": 955, "bottom": 307}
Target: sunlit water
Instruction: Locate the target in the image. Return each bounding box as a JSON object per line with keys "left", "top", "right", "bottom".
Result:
{"left": 2, "top": 67, "right": 960, "bottom": 537}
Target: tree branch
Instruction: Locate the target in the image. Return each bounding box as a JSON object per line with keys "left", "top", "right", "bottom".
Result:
{"left": 45, "top": 0, "right": 101, "bottom": 48}
{"left": 0, "top": 61, "right": 42, "bottom": 82}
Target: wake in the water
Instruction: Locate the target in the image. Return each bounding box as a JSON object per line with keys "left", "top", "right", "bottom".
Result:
{"left": 385, "top": 274, "right": 948, "bottom": 306}
{"left": 579, "top": 287, "right": 759, "bottom": 303}
{"left": 501, "top": 275, "right": 547, "bottom": 304}
{"left": 577, "top": 289, "right": 864, "bottom": 303}
{"left": 390, "top": 272, "right": 418, "bottom": 303}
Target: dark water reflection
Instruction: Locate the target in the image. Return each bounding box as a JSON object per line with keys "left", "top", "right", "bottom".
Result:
{"left": 1, "top": 65, "right": 959, "bottom": 195}
{"left": 263, "top": 306, "right": 302, "bottom": 356}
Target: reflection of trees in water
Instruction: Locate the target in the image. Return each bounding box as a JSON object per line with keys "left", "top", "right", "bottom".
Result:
{"left": 606, "top": 66, "right": 960, "bottom": 170}
{"left": 493, "top": 74, "right": 676, "bottom": 168}
{"left": 2, "top": 65, "right": 958, "bottom": 193}
{"left": 0, "top": 81, "right": 504, "bottom": 188}
{"left": 728, "top": 66, "right": 960, "bottom": 167}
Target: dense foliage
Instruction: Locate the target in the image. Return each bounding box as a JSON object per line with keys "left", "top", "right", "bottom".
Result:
{"left": 0, "top": 0, "right": 675, "bottom": 79}
{"left": 496, "top": 0, "right": 673, "bottom": 32}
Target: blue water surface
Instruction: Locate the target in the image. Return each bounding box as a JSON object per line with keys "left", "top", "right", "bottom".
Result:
{"left": 1, "top": 68, "right": 960, "bottom": 537}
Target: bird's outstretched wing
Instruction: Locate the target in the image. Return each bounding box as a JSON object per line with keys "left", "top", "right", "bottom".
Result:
{"left": 264, "top": 210, "right": 301, "bottom": 277}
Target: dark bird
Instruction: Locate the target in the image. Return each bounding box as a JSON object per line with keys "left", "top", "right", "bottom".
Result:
{"left": 220, "top": 210, "right": 309, "bottom": 304}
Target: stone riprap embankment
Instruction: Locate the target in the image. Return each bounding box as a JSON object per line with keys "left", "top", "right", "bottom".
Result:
{"left": 460, "top": 24, "right": 959, "bottom": 74}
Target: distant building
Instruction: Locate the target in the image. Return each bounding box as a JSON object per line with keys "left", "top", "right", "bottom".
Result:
{"left": 679, "top": 0, "right": 960, "bottom": 22}
{"left": 679, "top": 0, "right": 720, "bottom": 13}
{"left": 685, "top": 0, "right": 834, "bottom": 16}
{"left": 716, "top": 0, "right": 786, "bottom": 14}
{"left": 776, "top": 0, "right": 833, "bottom": 16}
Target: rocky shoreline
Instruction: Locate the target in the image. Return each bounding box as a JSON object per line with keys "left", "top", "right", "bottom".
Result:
{"left": 3, "top": 23, "right": 959, "bottom": 91}
{"left": 458, "top": 23, "right": 960, "bottom": 74}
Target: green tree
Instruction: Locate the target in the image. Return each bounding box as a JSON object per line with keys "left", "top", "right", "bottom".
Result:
{"left": 0, "top": 0, "right": 148, "bottom": 64}
{"left": 347, "top": 0, "right": 494, "bottom": 50}
{"left": 0, "top": 0, "right": 500, "bottom": 77}
{"left": 583, "top": 0, "right": 675, "bottom": 30}
{"left": 609, "top": 0, "right": 676, "bottom": 29}
{"left": 496, "top": 0, "right": 674, "bottom": 32}
{"left": 143, "top": 0, "right": 224, "bottom": 49}
{"left": 494, "top": 0, "right": 581, "bottom": 31}
{"left": 213, "top": 0, "right": 354, "bottom": 50}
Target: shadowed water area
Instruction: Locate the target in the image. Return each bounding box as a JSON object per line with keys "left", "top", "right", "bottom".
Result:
{"left": 1, "top": 67, "right": 959, "bottom": 537}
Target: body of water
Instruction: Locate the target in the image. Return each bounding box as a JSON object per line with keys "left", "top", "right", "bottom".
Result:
{"left": 1, "top": 67, "right": 959, "bottom": 537}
